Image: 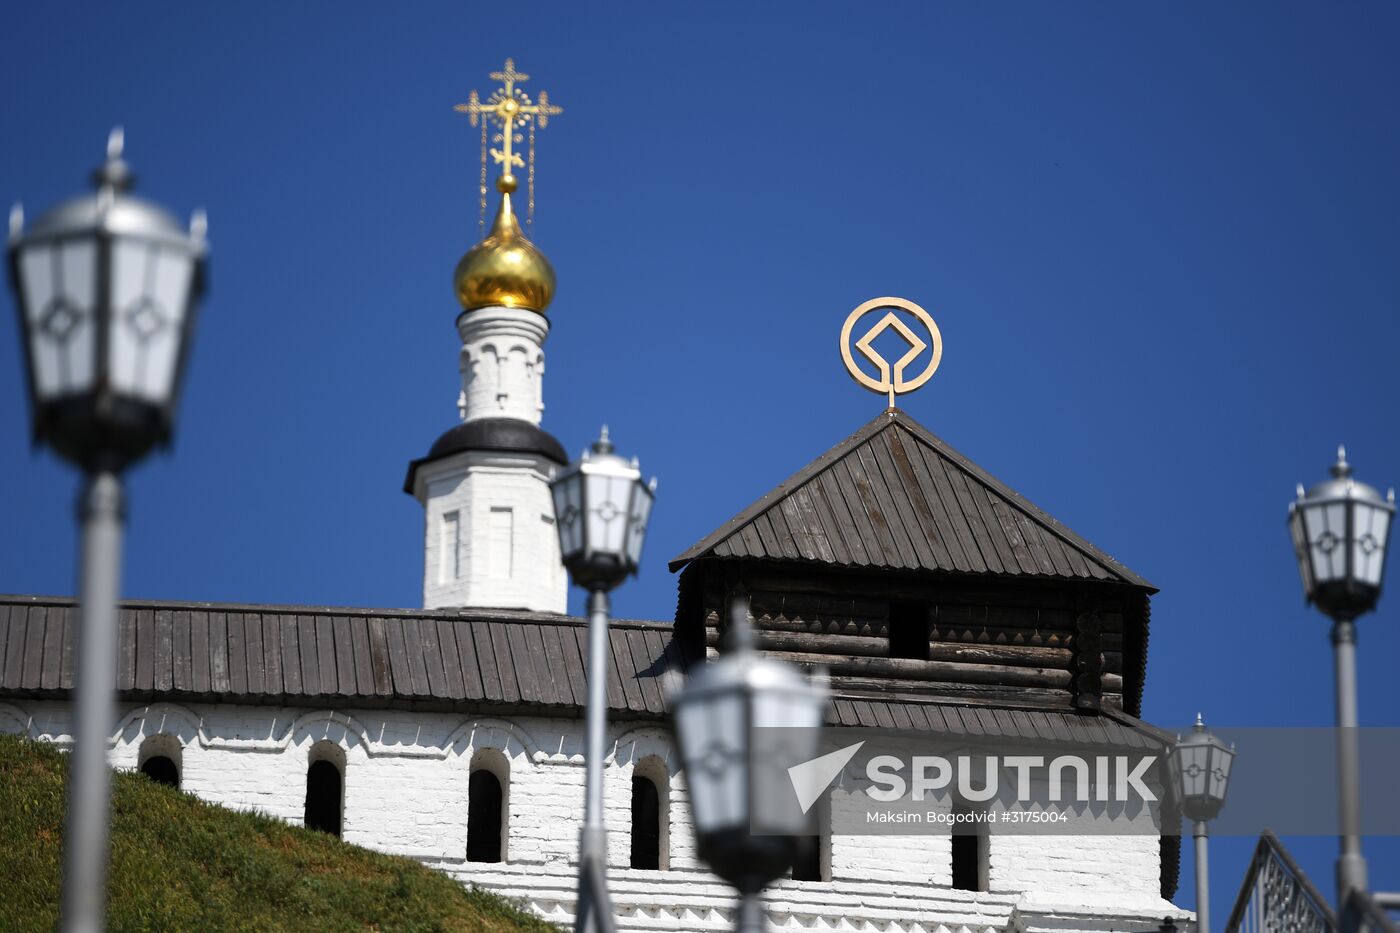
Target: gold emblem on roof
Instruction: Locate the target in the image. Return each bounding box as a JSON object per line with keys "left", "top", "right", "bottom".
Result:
{"left": 840, "top": 297, "right": 943, "bottom": 409}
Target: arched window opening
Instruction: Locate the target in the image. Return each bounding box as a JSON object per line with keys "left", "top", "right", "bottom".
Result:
{"left": 630, "top": 755, "right": 670, "bottom": 870}
{"left": 137, "top": 734, "right": 182, "bottom": 790}
{"left": 467, "top": 770, "right": 504, "bottom": 863}
{"left": 140, "top": 755, "right": 179, "bottom": 788}
{"left": 630, "top": 776, "right": 660, "bottom": 870}
{"left": 791, "top": 793, "right": 828, "bottom": 882}
{"left": 951, "top": 800, "right": 988, "bottom": 892}
{"left": 304, "top": 743, "right": 345, "bottom": 838}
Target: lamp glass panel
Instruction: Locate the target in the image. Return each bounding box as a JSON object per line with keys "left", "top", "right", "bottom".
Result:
{"left": 139, "top": 246, "right": 193, "bottom": 403}
{"left": 584, "top": 471, "right": 627, "bottom": 558}
{"left": 582, "top": 470, "right": 605, "bottom": 558}
{"left": 109, "top": 238, "right": 145, "bottom": 398}
{"left": 20, "top": 239, "right": 98, "bottom": 399}
{"left": 564, "top": 471, "right": 586, "bottom": 558}
{"left": 1178, "top": 744, "right": 1208, "bottom": 801}
{"left": 110, "top": 240, "right": 192, "bottom": 403}
{"left": 551, "top": 472, "right": 584, "bottom": 559}
{"left": 676, "top": 692, "right": 746, "bottom": 833}
{"left": 1289, "top": 508, "right": 1315, "bottom": 596}
{"left": 1327, "top": 502, "right": 1348, "bottom": 580}
{"left": 625, "top": 481, "right": 654, "bottom": 567}
{"left": 1208, "top": 745, "right": 1234, "bottom": 804}
{"left": 608, "top": 474, "right": 633, "bottom": 555}
{"left": 1354, "top": 503, "right": 1391, "bottom": 587}
{"left": 54, "top": 239, "right": 97, "bottom": 395}
{"left": 1303, "top": 502, "right": 1339, "bottom": 583}
{"left": 18, "top": 243, "right": 60, "bottom": 398}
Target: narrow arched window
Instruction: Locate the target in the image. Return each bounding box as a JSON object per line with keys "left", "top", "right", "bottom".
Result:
{"left": 304, "top": 758, "right": 343, "bottom": 837}
{"left": 630, "top": 776, "right": 660, "bottom": 869}
{"left": 630, "top": 756, "right": 669, "bottom": 870}
{"left": 791, "top": 793, "right": 827, "bottom": 881}
{"left": 467, "top": 769, "right": 504, "bottom": 863}
{"left": 951, "top": 801, "right": 988, "bottom": 892}
{"left": 137, "top": 734, "right": 182, "bottom": 789}
{"left": 140, "top": 755, "right": 179, "bottom": 788}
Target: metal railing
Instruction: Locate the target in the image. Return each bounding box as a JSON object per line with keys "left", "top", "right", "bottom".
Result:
{"left": 1341, "top": 889, "right": 1400, "bottom": 933}
{"left": 1225, "top": 831, "right": 1336, "bottom": 933}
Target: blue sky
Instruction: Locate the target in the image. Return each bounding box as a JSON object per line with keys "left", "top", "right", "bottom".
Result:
{"left": 3, "top": 1, "right": 1399, "bottom": 915}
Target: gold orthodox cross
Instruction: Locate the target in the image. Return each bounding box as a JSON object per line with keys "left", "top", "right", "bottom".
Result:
{"left": 454, "top": 58, "right": 563, "bottom": 182}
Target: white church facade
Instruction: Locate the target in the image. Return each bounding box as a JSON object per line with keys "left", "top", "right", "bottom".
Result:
{"left": 0, "top": 65, "right": 1192, "bottom": 933}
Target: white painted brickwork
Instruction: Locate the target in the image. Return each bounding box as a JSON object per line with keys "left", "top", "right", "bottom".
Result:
{"left": 0, "top": 699, "right": 1189, "bottom": 932}
{"left": 413, "top": 303, "right": 567, "bottom": 613}
{"left": 415, "top": 450, "right": 566, "bottom": 613}
{"left": 457, "top": 307, "right": 550, "bottom": 426}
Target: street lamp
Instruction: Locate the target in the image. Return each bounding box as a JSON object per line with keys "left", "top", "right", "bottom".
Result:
{"left": 1288, "top": 446, "right": 1394, "bottom": 909}
{"left": 1167, "top": 714, "right": 1235, "bottom": 933}
{"left": 672, "top": 593, "right": 829, "bottom": 933}
{"left": 550, "top": 426, "right": 656, "bottom": 933}
{"left": 6, "top": 128, "right": 208, "bottom": 933}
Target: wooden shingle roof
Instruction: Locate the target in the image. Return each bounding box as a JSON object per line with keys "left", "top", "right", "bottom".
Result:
{"left": 670, "top": 409, "right": 1154, "bottom": 590}
{"left": 0, "top": 596, "right": 693, "bottom": 719}
{"left": 0, "top": 594, "right": 1169, "bottom": 747}
{"left": 828, "top": 695, "right": 1172, "bottom": 749}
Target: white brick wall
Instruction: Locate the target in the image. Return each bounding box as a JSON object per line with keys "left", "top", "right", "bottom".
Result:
{"left": 456, "top": 307, "right": 550, "bottom": 425}
{"left": 414, "top": 450, "right": 567, "bottom": 613}
{"left": 413, "top": 302, "right": 567, "bottom": 614}
{"left": 0, "top": 699, "right": 1190, "bottom": 932}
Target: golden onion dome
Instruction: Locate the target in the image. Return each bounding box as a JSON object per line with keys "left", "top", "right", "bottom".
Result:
{"left": 454, "top": 174, "right": 555, "bottom": 313}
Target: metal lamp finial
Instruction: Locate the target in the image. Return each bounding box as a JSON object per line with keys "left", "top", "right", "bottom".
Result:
{"left": 93, "top": 127, "right": 133, "bottom": 195}
{"left": 1332, "top": 445, "right": 1352, "bottom": 479}
{"left": 593, "top": 424, "right": 613, "bottom": 455}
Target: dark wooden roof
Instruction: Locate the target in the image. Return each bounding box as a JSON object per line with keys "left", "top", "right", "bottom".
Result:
{"left": 829, "top": 695, "right": 1172, "bottom": 749}
{"left": 670, "top": 409, "right": 1155, "bottom": 591}
{"left": 0, "top": 595, "right": 692, "bottom": 719}
{"left": 0, "top": 593, "right": 1168, "bottom": 746}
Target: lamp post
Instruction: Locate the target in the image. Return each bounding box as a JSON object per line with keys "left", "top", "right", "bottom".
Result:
{"left": 1288, "top": 447, "right": 1394, "bottom": 910}
{"left": 6, "top": 128, "right": 208, "bottom": 933}
{"left": 550, "top": 427, "right": 656, "bottom": 933}
{"left": 672, "top": 592, "right": 829, "bottom": 933}
{"left": 1167, "top": 714, "right": 1235, "bottom": 933}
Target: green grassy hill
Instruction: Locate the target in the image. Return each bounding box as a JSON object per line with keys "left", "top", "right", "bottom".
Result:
{"left": 0, "top": 735, "right": 557, "bottom": 932}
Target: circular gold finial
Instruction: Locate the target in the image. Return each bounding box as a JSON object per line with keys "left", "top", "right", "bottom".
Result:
{"left": 839, "top": 297, "right": 943, "bottom": 409}
{"left": 497, "top": 173, "right": 518, "bottom": 193}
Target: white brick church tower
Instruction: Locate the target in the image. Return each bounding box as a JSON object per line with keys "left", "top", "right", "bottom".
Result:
{"left": 404, "top": 167, "right": 568, "bottom": 613}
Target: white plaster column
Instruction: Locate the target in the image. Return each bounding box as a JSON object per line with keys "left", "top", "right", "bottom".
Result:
{"left": 415, "top": 450, "right": 566, "bottom": 612}
{"left": 413, "top": 303, "right": 565, "bottom": 613}
{"left": 457, "top": 307, "right": 549, "bottom": 425}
